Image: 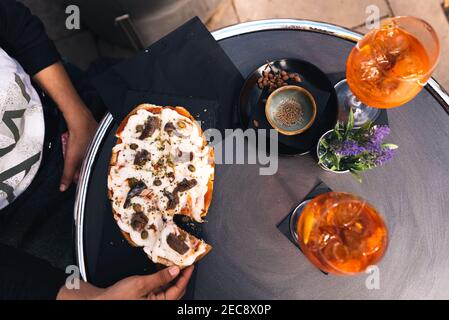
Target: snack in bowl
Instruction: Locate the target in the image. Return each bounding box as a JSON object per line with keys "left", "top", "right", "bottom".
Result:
{"left": 108, "top": 104, "right": 214, "bottom": 268}
{"left": 265, "top": 85, "right": 317, "bottom": 136}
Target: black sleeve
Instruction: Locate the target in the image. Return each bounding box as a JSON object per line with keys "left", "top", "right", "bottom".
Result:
{"left": 0, "top": 0, "right": 61, "bottom": 75}
{"left": 0, "top": 244, "right": 67, "bottom": 300}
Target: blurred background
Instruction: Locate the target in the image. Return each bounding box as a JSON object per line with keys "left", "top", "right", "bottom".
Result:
{"left": 19, "top": 0, "right": 449, "bottom": 90}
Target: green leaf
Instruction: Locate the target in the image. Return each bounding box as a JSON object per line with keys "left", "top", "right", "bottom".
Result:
{"left": 360, "top": 120, "right": 373, "bottom": 132}
{"left": 382, "top": 143, "right": 398, "bottom": 150}
{"left": 333, "top": 122, "right": 340, "bottom": 135}
{"left": 349, "top": 168, "right": 363, "bottom": 183}
{"left": 334, "top": 126, "right": 343, "bottom": 141}
{"left": 346, "top": 108, "right": 354, "bottom": 134}
{"left": 320, "top": 138, "right": 329, "bottom": 148}
{"left": 324, "top": 152, "right": 338, "bottom": 170}
{"left": 334, "top": 154, "right": 341, "bottom": 171}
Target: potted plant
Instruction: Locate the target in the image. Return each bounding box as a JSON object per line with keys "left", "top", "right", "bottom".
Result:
{"left": 317, "top": 110, "right": 398, "bottom": 181}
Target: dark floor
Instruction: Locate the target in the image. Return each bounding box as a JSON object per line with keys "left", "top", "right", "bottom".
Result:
{"left": 20, "top": 0, "right": 135, "bottom": 69}
{"left": 20, "top": 0, "right": 449, "bottom": 91}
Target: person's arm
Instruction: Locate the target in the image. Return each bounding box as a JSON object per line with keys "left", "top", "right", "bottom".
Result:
{"left": 0, "top": 0, "right": 60, "bottom": 75}
{"left": 0, "top": 243, "right": 193, "bottom": 300}
{"left": 57, "top": 265, "right": 194, "bottom": 300}
{"left": 33, "top": 63, "right": 98, "bottom": 191}
{"left": 0, "top": 0, "right": 98, "bottom": 190}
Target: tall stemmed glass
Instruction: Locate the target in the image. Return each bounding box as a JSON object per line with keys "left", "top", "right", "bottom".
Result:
{"left": 336, "top": 16, "right": 440, "bottom": 126}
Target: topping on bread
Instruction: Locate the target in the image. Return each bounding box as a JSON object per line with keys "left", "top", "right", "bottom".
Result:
{"left": 108, "top": 104, "right": 214, "bottom": 268}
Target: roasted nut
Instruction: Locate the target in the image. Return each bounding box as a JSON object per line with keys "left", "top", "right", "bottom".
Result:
{"left": 132, "top": 203, "right": 142, "bottom": 212}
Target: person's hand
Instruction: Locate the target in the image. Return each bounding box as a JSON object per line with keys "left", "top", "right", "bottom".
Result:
{"left": 57, "top": 266, "right": 194, "bottom": 300}
{"left": 99, "top": 265, "right": 194, "bottom": 300}
{"left": 59, "top": 107, "right": 97, "bottom": 192}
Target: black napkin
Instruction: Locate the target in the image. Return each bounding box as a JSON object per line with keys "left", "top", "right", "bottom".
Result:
{"left": 92, "top": 17, "right": 244, "bottom": 133}
{"left": 125, "top": 90, "right": 219, "bottom": 131}
{"left": 277, "top": 181, "right": 332, "bottom": 248}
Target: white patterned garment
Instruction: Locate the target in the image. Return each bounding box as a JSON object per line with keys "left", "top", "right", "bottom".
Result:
{"left": 0, "top": 47, "right": 45, "bottom": 210}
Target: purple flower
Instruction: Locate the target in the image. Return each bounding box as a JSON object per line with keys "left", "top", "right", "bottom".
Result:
{"left": 334, "top": 140, "right": 365, "bottom": 156}
{"left": 365, "top": 141, "right": 382, "bottom": 153}
{"left": 370, "top": 125, "right": 390, "bottom": 145}
{"left": 374, "top": 147, "right": 396, "bottom": 165}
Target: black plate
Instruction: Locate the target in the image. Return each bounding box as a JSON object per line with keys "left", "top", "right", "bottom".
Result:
{"left": 238, "top": 59, "right": 338, "bottom": 155}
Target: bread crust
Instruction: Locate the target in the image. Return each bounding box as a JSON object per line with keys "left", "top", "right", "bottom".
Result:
{"left": 155, "top": 244, "right": 212, "bottom": 269}
{"left": 108, "top": 103, "right": 214, "bottom": 267}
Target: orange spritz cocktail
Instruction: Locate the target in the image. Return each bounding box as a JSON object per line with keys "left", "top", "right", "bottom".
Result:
{"left": 297, "top": 192, "right": 388, "bottom": 275}
{"left": 346, "top": 17, "right": 440, "bottom": 109}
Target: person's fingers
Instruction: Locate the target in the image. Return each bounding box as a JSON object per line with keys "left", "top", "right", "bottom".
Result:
{"left": 60, "top": 147, "right": 80, "bottom": 192}
{"left": 163, "top": 265, "right": 194, "bottom": 300}
{"left": 136, "top": 266, "right": 180, "bottom": 295}
{"left": 152, "top": 284, "right": 168, "bottom": 295}
{"left": 149, "top": 291, "right": 166, "bottom": 300}
{"left": 147, "top": 292, "right": 156, "bottom": 300}
{"left": 73, "top": 170, "right": 80, "bottom": 184}
{"left": 177, "top": 289, "right": 187, "bottom": 300}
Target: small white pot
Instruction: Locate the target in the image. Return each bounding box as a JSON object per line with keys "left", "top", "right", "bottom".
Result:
{"left": 316, "top": 129, "right": 350, "bottom": 173}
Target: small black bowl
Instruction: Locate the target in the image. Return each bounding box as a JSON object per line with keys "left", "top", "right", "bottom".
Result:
{"left": 238, "top": 58, "right": 338, "bottom": 156}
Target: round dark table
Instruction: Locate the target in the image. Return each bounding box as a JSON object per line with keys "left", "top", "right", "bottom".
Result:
{"left": 75, "top": 19, "right": 449, "bottom": 299}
